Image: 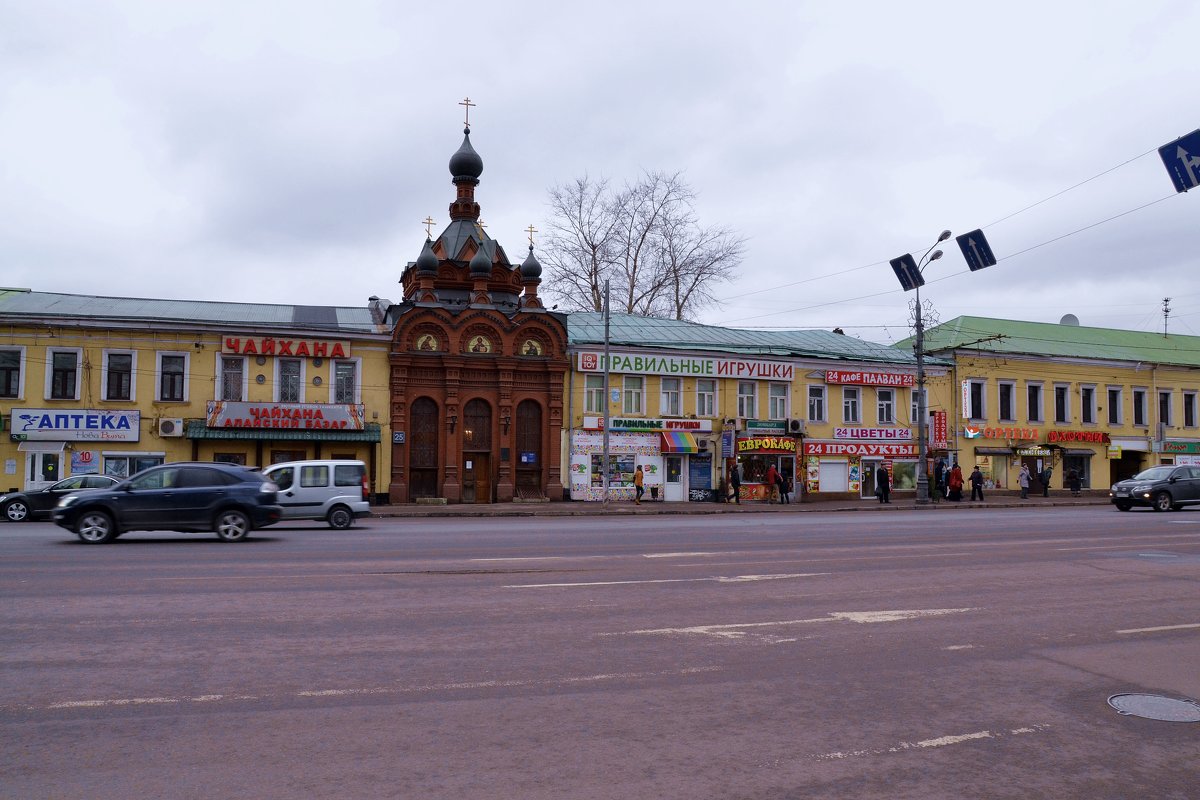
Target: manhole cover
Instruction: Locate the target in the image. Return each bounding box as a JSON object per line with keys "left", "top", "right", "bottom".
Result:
{"left": 1107, "top": 693, "right": 1200, "bottom": 722}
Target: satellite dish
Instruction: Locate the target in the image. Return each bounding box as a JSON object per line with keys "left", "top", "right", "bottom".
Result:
{"left": 1059, "top": 313, "right": 1080, "bottom": 326}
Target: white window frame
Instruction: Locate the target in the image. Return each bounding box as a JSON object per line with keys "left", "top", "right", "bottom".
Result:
{"left": 155, "top": 351, "right": 190, "bottom": 403}
{"left": 808, "top": 385, "right": 826, "bottom": 423}
{"left": 967, "top": 379, "right": 986, "bottom": 421}
{"left": 876, "top": 388, "right": 895, "bottom": 425}
{"left": 217, "top": 354, "right": 246, "bottom": 402}
{"left": 737, "top": 381, "right": 757, "bottom": 419}
{"left": 102, "top": 349, "right": 137, "bottom": 403}
{"left": 695, "top": 379, "right": 716, "bottom": 418}
{"left": 1159, "top": 389, "right": 1174, "bottom": 428}
{"left": 331, "top": 357, "right": 361, "bottom": 404}
{"left": 1107, "top": 386, "right": 1123, "bottom": 425}
{"left": 842, "top": 387, "right": 860, "bottom": 424}
{"left": 46, "top": 347, "right": 83, "bottom": 401}
{"left": 1080, "top": 384, "right": 1096, "bottom": 425}
{"left": 623, "top": 375, "right": 644, "bottom": 415}
{"left": 1184, "top": 391, "right": 1197, "bottom": 429}
{"left": 660, "top": 377, "right": 682, "bottom": 416}
{"left": 997, "top": 381, "right": 1016, "bottom": 422}
{"left": 584, "top": 374, "right": 605, "bottom": 414}
{"left": 1054, "top": 383, "right": 1071, "bottom": 424}
{"left": 1027, "top": 382, "right": 1044, "bottom": 424}
{"left": 275, "top": 357, "right": 305, "bottom": 403}
{"left": 0, "top": 345, "right": 26, "bottom": 399}
{"left": 768, "top": 382, "right": 789, "bottom": 420}
{"left": 1132, "top": 388, "right": 1148, "bottom": 427}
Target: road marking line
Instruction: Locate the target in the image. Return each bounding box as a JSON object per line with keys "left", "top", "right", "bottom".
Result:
{"left": 1116, "top": 623, "right": 1200, "bottom": 634}
{"left": 811, "top": 724, "right": 1050, "bottom": 761}
{"left": 621, "top": 608, "right": 978, "bottom": 639}
{"left": 14, "top": 668, "right": 723, "bottom": 714}
{"left": 505, "top": 572, "right": 829, "bottom": 589}
{"left": 643, "top": 552, "right": 721, "bottom": 558}
{"left": 943, "top": 644, "right": 978, "bottom": 650}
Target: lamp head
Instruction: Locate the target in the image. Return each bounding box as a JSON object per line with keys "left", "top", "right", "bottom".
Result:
{"left": 937, "top": 229, "right": 952, "bottom": 242}
{"left": 930, "top": 250, "right": 943, "bottom": 262}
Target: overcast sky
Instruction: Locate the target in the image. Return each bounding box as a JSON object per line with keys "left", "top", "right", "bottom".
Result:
{"left": 3, "top": 1, "right": 1198, "bottom": 344}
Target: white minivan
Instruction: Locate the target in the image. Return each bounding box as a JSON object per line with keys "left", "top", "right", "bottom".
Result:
{"left": 261, "top": 460, "right": 372, "bottom": 529}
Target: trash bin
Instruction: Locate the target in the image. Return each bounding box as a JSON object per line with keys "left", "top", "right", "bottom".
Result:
{"left": 650, "top": 487, "right": 659, "bottom": 501}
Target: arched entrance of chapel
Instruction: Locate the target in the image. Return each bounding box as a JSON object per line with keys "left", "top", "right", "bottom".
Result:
{"left": 462, "top": 398, "right": 493, "bottom": 503}
{"left": 515, "top": 399, "right": 543, "bottom": 497}
{"left": 409, "top": 397, "right": 440, "bottom": 499}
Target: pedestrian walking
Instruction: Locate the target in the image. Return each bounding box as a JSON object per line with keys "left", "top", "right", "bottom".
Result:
{"left": 947, "top": 463, "right": 964, "bottom": 501}
{"left": 777, "top": 471, "right": 791, "bottom": 504}
{"left": 876, "top": 468, "right": 891, "bottom": 504}
{"left": 1067, "top": 468, "right": 1082, "bottom": 497}
{"left": 1019, "top": 464, "right": 1031, "bottom": 499}
{"left": 765, "top": 464, "right": 780, "bottom": 503}
{"left": 969, "top": 465, "right": 985, "bottom": 501}
{"left": 728, "top": 464, "right": 741, "bottom": 504}
{"left": 633, "top": 466, "right": 644, "bottom": 505}
{"left": 934, "top": 458, "right": 947, "bottom": 500}
{"left": 1041, "top": 466, "right": 1053, "bottom": 497}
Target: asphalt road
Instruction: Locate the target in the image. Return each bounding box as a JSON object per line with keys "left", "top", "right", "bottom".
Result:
{"left": 2, "top": 508, "right": 1198, "bottom": 799}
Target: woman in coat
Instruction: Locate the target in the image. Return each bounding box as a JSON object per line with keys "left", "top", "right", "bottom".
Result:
{"left": 1019, "top": 464, "right": 1031, "bottom": 499}
{"left": 947, "top": 463, "right": 965, "bottom": 501}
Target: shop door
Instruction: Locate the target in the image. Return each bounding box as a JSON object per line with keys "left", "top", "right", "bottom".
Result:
{"left": 462, "top": 454, "right": 491, "bottom": 504}
{"left": 664, "top": 456, "right": 684, "bottom": 501}
{"left": 861, "top": 461, "right": 878, "bottom": 499}
{"left": 25, "top": 452, "right": 61, "bottom": 492}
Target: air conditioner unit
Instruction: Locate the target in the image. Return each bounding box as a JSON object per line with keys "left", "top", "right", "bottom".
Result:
{"left": 788, "top": 419, "right": 806, "bottom": 435}
{"left": 158, "top": 418, "right": 185, "bottom": 438}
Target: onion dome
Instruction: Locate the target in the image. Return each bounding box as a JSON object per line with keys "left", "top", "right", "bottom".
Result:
{"left": 449, "top": 127, "right": 484, "bottom": 180}
{"left": 415, "top": 238, "right": 438, "bottom": 274}
{"left": 469, "top": 241, "right": 492, "bottom": 277}
{"left": 520, "top": 244, "right": 542, "bottom": 279}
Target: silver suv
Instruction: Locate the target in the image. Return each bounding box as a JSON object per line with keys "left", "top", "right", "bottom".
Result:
{"left": 261, "top": 460, "right": 372, "bottom": 529}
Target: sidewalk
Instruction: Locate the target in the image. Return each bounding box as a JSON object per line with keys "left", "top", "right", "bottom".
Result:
{"left": 370, "top": 493, "right": 1112, "bottom": 518}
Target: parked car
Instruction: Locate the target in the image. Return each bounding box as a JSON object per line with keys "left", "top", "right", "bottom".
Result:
{"left": 52, "top": 462, "right": 282, "bottom": 544}
{"left": 1110, "top": 465, "right": 1200, "bottom": 512}
{"left": 260, "top": 459, "right": 371, "bottom": 529}
{"left": 2, "top": 475, "right": 120, "bottom": 522}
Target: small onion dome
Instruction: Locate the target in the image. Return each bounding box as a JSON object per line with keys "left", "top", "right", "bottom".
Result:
{"left": 520, "top": 244, "right": 542, "bottom": 279}
{"left": 449, "top": 127, "right": 483, "bottom": 180}
{"left": 415, "top": 238, "right": 438, "bottom": 274}
{"left": 469, "top": 241, "right": 492, "bottom": 277}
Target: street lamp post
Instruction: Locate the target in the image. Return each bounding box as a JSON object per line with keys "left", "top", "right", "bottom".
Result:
{"left": 912, "top": 230, "right": 951, "bottom": 506}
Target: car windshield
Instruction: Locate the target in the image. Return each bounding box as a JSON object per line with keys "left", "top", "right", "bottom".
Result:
{"left": 1132, "top": 466, "right": 1175, "bottom": 481}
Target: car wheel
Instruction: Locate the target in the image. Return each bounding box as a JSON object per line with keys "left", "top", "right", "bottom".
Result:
{"left": 215, "top": 510, "right": 251, "bottom": 542}
{"left": 76, "top": 511, "right": 116, "bottom": 544}
{"left": 1152, "top": 491, "right": 1173, "bottom": 513}
{"left": 1114, "top": 501, "right": 1132, "bottom": 511}
{"left": 327, "top": 505, "right": 353, "bottom": 530}
{"left": 3, "top": 500, "right": 29, "bottom": 522}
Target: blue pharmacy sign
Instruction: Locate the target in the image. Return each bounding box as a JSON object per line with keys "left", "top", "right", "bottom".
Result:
{"left": 1158, "top": 129, "right": 1200, "bottom": 193}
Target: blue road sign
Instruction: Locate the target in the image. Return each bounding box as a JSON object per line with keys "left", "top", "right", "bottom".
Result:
{"left": 889, "top": 253, "right": 923, "bottom": 292}
{"left": 955, "top": 229, "right": 997, "bottom": 271}
{"left": 1159, "top": 129, "right": 1200, "bottom": 193}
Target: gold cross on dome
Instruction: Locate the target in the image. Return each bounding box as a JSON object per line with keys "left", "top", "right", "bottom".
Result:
{"left": 423, "top": 216, "right": 436, "bottom": 237}
{"left": 525, "top": 224, "right": 538, "bottom": 246}
{"left": 476, "top": 219, "right": 487, "bottom": 239}
{"left": 459, "top": 97, "right": 476, "bottom": 127}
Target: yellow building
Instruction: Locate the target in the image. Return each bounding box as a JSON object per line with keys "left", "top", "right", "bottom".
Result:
{"left": 563, "top": 313, "right": 954, "bottom": 502}
{"left": 912, "top": 316, "right": 1200, "bottom": 492}
{"left": 1, "top": 289, "right": 392, "bottom": 499}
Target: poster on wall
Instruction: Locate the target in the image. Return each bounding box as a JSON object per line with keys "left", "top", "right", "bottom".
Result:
{"left": 70, "top": 450, "right": 99, "bottom": 475}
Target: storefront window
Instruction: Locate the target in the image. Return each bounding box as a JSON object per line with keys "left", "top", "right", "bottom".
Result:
{"left": 590, "top": 454, "right": 635, "bottom": 487}
{"left": 889, "top": 461, "right": 916, "bottom": 490}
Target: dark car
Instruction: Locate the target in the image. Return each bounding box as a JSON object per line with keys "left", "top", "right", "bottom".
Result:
{"left": 2, "top": 475, "right": 120, "bottom": 522}
{"left": 1110, "top": 465, "right": 1200, "bottom": 512}
{"left": 52, "top": 462, "right": 282, "bottom": 544}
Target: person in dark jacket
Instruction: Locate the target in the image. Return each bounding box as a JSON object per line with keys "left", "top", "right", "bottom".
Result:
{"left": 947, "top": 463, "right": 964, "bottom": 501}
{"left": 969, "top": 465, "right": 985, "bottom": 501}
{"left": 876, "top": 468, "right": 891, "bottom": 504}
{"left": 728, "top": 464, "right": 741, "bottom": 504}
{"left": 1067, "top": 468, "right": 1082, "bottom": 497}
{"left": 777, "top": 471, "right": 791, "bottom": 504}
{"left": 1041, "top": 466, "right": 1053, "bottom": 497}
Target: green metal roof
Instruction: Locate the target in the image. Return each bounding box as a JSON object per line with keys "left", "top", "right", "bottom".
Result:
{"left": 186, "top": 421, "right": 381, "bottom": 442}
{"left": 567, "top": 312, "right": 939, "bottom": 365}
{"left": 897, "top": 316, "right": 1200, "bottom": 367}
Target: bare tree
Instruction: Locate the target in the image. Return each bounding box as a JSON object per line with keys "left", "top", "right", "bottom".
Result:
{"left": 542, "top": 170, "right": 744, "bottom": 320}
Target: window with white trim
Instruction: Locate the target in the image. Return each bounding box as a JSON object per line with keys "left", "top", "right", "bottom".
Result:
{"left": 1054, "top": 383, "right": 1071, "bottom": 424}
{"left": 584, "top": 375, "right": 605, "bottom": 414}
{"left": 1159, "top": 390, "right": 1173, "bottom": 428}
{"left": 1027, "top": 382, "right": 1044, "bottom": 423}
{"left": 877, "top": 388, "right": 895, "bottom": 424}
{"left": 277, "top": 358, "right": 303, "bottom": 403}
{"left": 842, "top": 387, "right": 860, "bottom": 424}
{"left": 737, "top": 382, "right": 757, "bottom": 419}
{"left": 998, "top": 381, "right": 1015, "bottom": 422}
{"left": 808, "top": 385, "right": 826, "bottom": 423}
{"left": 968, "top": 379, "right": 986, "bottom": 420}
{"left": 1080, "top": 385, "right": 1096, "bottom": 425}
{"left": 660, "top": 377, "right": 682, "bottom": 416}
{"left": 695, "top": 379, "right": 716, "bottom": 418}
{"left": 48, "top": 348, "right": 82, "bottom": 400}
{"left": 0, "top": 347, "right": 22, "bottom": 398}
{"left": 1184, "top": 391, "right": 1197, "bottom": 428}
{"left": 333, "top": 359, "right": 358, "bottom": 404}
{"left": 219, "top": 355, "right": 245, "bottom": 402}
{"left": 156, "top": 352, "right": 188, "bottom": 402}
{"left": 768, "top": 383, "right": 789, "bottom": 420}
{"left": 103, "top": 351, "right": 135, "bottom": 402}
{"left": 1107, "top": 387, "right": 1123, "bottom": 425}
{"left": 622, "top": 375, "right": 644, "bottom": 414}
{"left": 1132, "top": 388, "right": 1147, "bottom": 426}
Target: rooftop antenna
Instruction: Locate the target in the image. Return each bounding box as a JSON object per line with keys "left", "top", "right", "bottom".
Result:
{"left": 1163, "top": 297, "right": 1172, "bottom": 338}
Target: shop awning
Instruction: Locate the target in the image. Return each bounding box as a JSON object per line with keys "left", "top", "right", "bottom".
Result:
{"left": 185, "top": 421, "right": 381, "bottom": 442}
{"left": 660, "top": 431, "right": 700, "bottom": 454}
{"left": 17, "top": 441, "right": 66, "bottom": 452}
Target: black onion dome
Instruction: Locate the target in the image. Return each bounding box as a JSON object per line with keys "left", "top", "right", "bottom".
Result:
{"left": 520, "top": 244, "right": 542, "bottom": 279}
{"left": 449, "top": 127, "right": 483, "bottom": 180}
{"left": 415, "top": 238, "right": 438, "bottom": 274}
{"left": 469, "top": 240, "right": 492, "bottom": 277}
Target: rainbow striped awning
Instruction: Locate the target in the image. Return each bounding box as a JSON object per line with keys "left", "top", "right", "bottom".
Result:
{"left": 660, "top": 431, "right": 700, "bottom": 454}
